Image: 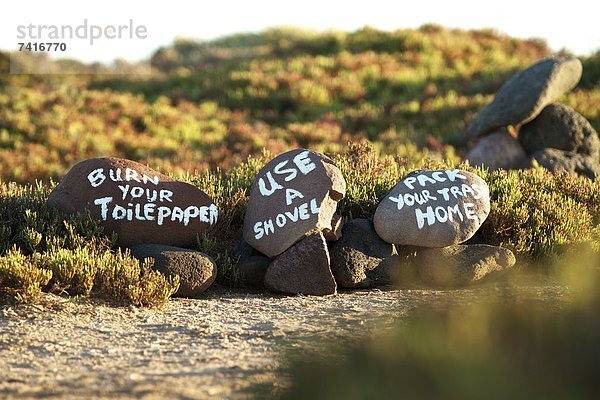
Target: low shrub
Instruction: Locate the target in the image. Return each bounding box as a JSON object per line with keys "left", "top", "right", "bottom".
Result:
{"left": 0, "top": 181, "right": 179, "bottom": 306}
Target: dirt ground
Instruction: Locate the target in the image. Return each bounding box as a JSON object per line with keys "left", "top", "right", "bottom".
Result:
{"left": 0, "top": 278, "right": 571, "bottom": 400}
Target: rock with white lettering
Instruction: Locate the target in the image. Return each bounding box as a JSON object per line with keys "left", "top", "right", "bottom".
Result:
{"left": 264, "top": 232, "right": 336, "bottom": 296}
{"left": 243, "top": 149, "right": 346, "bottom": 258}
{"left": 130, "top": 244, "right": 216, "bottom": 297}
{"left": 373, "top": 170, "right": 490, "bottom": 247}
{"left": 466, "top": 57, "right": 582, "bottom": 138}
{"left": 415, "top": 244, "right": 516, "bottom": 287}
{"left": 48, "top": 158, "right": 218, "bottom": 247}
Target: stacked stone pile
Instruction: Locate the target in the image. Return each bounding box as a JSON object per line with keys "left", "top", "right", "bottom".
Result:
{"left": 466, "top": 57, "right": 599, "bottom": 179}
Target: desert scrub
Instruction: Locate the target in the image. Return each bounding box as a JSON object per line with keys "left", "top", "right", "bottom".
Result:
{"left": 3, "top": 25, "right": 577, "bottom": 185}
{"left": 480, "top": 168, "right": 599, "bottom": 257}
{"left": 0, "top": 248, "right": 52, "bottom": 302}
{"left": 332, "top": 141, "right": 455, "bottom": 218}
{"left": 0, "top": 181, "right": 179, "bottom": 305}
{"left": 0, "top": 181, "right": 112, "bottom": 253}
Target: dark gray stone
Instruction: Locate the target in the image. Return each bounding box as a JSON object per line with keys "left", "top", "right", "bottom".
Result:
{"left": 237, "top": 255, "right": 271, "bottom": 288}
{"left": 374, "top": 169, "right": 490, "bottom": 247}
{"left": 519, "top": 103, "right": 600, "bottom": 158}
{"left": 329, "top": 218, "right": 395, "bottom": 288}
{"left": 243, "top": 149, "right": 346, "bottom": 258}
{"left": 264, "top": 232, "right": 336, "bottom": 296}
{"left": 232, "top": 239, "right": 259, "bottom": 259}
{"left": 533, "top": 148, "right": 599, "bottom": 180}
{"left": 466, "top": 131, "right": 530, "bottom": 170}
{"left": 466, "top": 57, "right": 582, "bottom": 138}
{"left": 415, "top": 244, "right": 516, "bottom": 287}
{"left": 130, "top": 244, "right": 216, "bottom": 297}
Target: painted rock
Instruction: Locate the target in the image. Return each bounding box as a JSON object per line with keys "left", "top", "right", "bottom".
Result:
{"left": 243, "top": 149, "right": 346, "bottom": 258}
{"left": 264, "top": 232, "right": 336, "bottom": 296}
{"left": 415, "top": 244, "right": 516, "bottom": 287}
{"left": 48, "top": 158, "right": 218, "bottom": 247}
{"left": 130, "top": 244, "right": 216, "bottom": 297}
{"left": 374, "top": 169, "right": 490, "bottom": 247}
{"left": 466, "top": 57, "right": 582, "bottom": 138}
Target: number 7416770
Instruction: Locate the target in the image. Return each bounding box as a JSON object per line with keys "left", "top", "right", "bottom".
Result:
{"left": 18, "top": 42, "right": 66, "bottom": 51}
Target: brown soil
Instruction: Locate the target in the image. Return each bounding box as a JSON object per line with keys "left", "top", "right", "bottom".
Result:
{"left": 0, "top": 279, "right": 570, "bottom": 399}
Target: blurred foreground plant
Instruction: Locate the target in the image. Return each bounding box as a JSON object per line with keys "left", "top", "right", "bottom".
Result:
{"left": 280, "top": 251, "right": 600, "bottom": 400}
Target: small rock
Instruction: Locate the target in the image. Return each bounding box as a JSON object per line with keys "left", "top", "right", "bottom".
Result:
{"left": 519, "top": 103, "right": 600, "bottom": 158}
{"left": 467, "top": 57, "right": 582, "bottom": 138}
{"left": 130, "top": 244, "right": 216, "bottom": 297}
{"left": 533, "top": 148, "right": 599, "bottom": 180}
{"left": 374, "top": 169, "right": 490, "bottom": 247}
{"left": 243, "top": 149, "right": 346, "bottom": 258}
{"left": 323, "top": 214, "right": 343, "bottom": 242}
{"left": 415, "top": 244, "right": 516, "bottom": 287}
{"left": 237, "top": 255, "right": 271, "bottom": 288}
{"left": 264, "top": 232, "right": 336, "bottom": 296}
{"left": 48, "top": 158, "right": 218, "bottom": 247}
{"left": 329, "top": 218, "right": 395, "bottom": 288}
{"left": 466, "top": 131, "right": 530, "bottom": 170}
{"left": 232, "top": 239, "right": 270, "bottom": 287}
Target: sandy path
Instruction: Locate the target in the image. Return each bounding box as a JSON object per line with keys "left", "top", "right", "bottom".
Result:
{"left": 0, "top": 280, "right": 570, "bottom": 399}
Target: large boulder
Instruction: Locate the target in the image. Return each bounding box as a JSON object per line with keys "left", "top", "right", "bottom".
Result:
{"left": 466, "top": 57, "right": 582, "bottom": 138}
{"left": 466, "top": 131, "right": 530, "bottom": 170}
{"left": 48, "top": 158, "right": 217, "bottom": 247}
{"left": 264, "top": 232, "right": 336, "bottom": 296}
{"left": 243, "top": 149, "right": 346, "bottom": 258}
{"left": 329, "top": 218, "right": 395, "bottom": 288}
{"left": 519, "top": 103, "right": 600, "bottom": 158}
{"left": 415, "top": 244, "right": 516, "bottom": 287}
{"left": 374, "top": 170, "right": 490, "bottom": 247}
{"left": 532, "top": 148, "right": 599, "bottom": 180}
{"left": 130, "top": 244, "right": 216, "bottom": 297}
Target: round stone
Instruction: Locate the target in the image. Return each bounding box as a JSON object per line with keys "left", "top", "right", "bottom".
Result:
{"left": 519, "top": 103, "right": 600, "bottom": 158}
{"left": 373, "top": 169, "right": 490, "bottom": 247}
{"left": 466, "top": 131, "right": 530, "bottom": 170}
{"left": 130, "top": 244, "right": 217, "bottom": 297}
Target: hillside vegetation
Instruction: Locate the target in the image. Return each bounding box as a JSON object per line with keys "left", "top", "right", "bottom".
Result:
{"left": 2, "top": 25, "right": 599, "bottom": 183}
{"left": 0, "top": 25, "right": 599, "bottom": 305}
